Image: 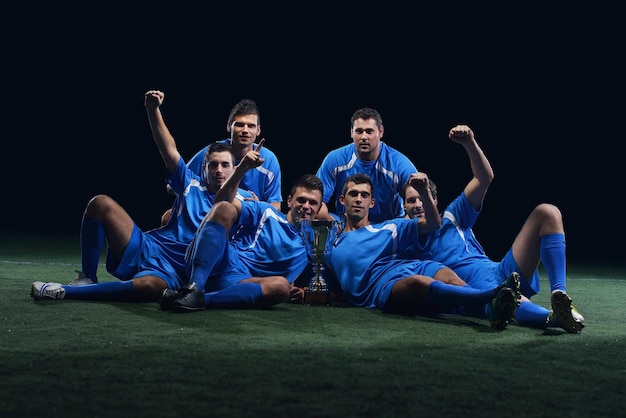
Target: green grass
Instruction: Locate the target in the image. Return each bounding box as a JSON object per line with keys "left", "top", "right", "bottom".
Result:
{"left": 1, "top": 234, "right": 625, "bottom": 418}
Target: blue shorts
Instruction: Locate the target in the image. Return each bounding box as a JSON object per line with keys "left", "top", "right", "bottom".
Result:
{"left": 105, "top": 225, "right": 187, "bottom": 289}
{"left": 203, "top": 245, "right": 255, "bottom": 292}
{"left": 370, "top": 259, "right": 448, "bottom": 310}
{"left": 463, "top": 249, "right": 540, "bottom": 297}
{"left": 497, "top": 249, "right": 540, "bottom": 297}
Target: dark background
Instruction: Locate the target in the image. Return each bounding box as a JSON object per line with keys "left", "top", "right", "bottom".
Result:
{"left": 2, "top": 5, "right": 623, "bottom": 264}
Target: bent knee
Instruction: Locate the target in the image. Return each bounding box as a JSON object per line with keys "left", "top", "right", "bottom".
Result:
{"left": 433, "top": 268, "right": 466, "bottom": 286}
{"left": 132, "top": 276, "right": 167, "bottom": 302}
{"left": 534, "top": 203, "right": 562, "bottom": 221}
{"left": 263, "top": 276, "right": 291, "bottom": 305}
{"left": 208, "top": 201, "right": 238, "bottom": 227}
{"left": 86, "top": 194, "right": 115, "bottom": 216}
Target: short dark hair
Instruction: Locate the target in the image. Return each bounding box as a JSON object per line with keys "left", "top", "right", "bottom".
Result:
{"left": 342, "top": 173, "right": 374, "bottom": 196}
{"left": 228, "top": 99, "right": 260, "bottom": 126}
{"left": 351, "top": 108, "right": 383, "bottom": 129}
{"left": 203, "top": 141, "right": 236, "bottom": 166}
{"left": 289, "top": 174, "right": 324, "bottom": 197}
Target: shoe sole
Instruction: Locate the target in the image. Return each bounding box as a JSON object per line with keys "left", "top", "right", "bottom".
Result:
{"left": 30, "top": 283, "right": 39, "bottom": 300}
{"left": 552, "top": 291, "right": 584, "bottom": 334}
{"left": 490, "top": 288, "right": 518, "bottom": 330}
{"left": 503, "top": 272, "right": 521, "bottom": 301}
{"left": 168, "top": 286, "right": 204, "bottom": 313}
{"left": 170, "top": 304, "right": 205, "bottom": 313}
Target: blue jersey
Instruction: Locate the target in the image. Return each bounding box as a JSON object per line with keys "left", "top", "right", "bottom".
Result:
{"left": 327, "top": 218, "right": 444, "bottom": 308}
{"left": 316, "top": 142, "right": 417, "bottom": 223}
{"left": 225, "top": 200, "right": 309, "bottom": 284}
{"left": 416, "top": 192, "right": 540, "bottom": 295}
{"left": 187, "top": 139, "right": 283, "bottom": 205}
{"left": 109, "top": 157, "right": 250, "bottom": 289}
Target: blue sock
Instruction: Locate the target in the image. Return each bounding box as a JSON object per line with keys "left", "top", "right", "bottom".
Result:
{"left": 428, "top": 281, "right": 495, "bottom": 308}
{"left": 204, "top": 283, "right": 264, "bottom": 309}
{"left": 514, "top": 301, "right": 550, "bottom": 328}
{"left": 63, "top": 281, "right": 137, "bottom": 302}
{"left": 540, "top": 233, "right": 566, "bottom": 293}
{"left": 80, "top": 215, "right": 105, "bottom": 281}
{"left": 185, "top": 221, "right": 227, "bottom": 290}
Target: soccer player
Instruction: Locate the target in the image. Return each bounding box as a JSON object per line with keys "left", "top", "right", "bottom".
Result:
{"left": 325, "top": 173, "right": 520, "bottom": 329}
{"left": 401, "top": 124, "right": 584, "bottom": 333}
{"left": 30, "top": 91, "right": 251, "bottom": 303}
{"left": 315, "top": 107, "right": 418, "bottom": 223}
{"left": 161, "top": 166, "right": 325, "bottom": 312}
{"left": 160, "top": 98, "right": 282, "bottom": 226}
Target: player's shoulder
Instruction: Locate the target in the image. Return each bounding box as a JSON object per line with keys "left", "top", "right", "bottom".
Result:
{"left": 257, "top": 144, "right": 279, "bottom": 159}
{"left": 379, "top": 141, "right": 408, "bottom": 155}
{"left": 380, "top": 142, "right": 415, "bottom": 165}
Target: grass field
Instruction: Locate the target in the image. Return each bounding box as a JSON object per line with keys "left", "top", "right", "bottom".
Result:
{"left": 1, "top": 234, "right": 625, "bottom": 418}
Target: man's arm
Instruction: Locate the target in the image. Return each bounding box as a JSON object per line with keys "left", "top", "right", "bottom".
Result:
{"left": 314, "top": 202, "right": 337, "bottom": 221}
{"left": 144, "top": 90, "right": 181, "bottom": 174}
{"left": 449, "top": 125, "right": 494, "bottom": 210}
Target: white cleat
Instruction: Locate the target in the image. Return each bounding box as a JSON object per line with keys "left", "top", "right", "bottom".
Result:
{"left": 31, "top": 281, "right": 66, "bottom": 300}
{"left": 68, "top": 270, "right": 95, "bottom": 286}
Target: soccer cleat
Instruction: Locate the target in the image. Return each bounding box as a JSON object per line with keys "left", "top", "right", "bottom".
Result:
{"left": 501, "top": 272, "right": 521, "bottom": 302}
{"left": 494, "top": 272, "right": 521, "bottom": 304}
{"left": 549, "top": 290, "right": 585, "bottom": 333}
{"left": 31, "top": 281, "right": 66, "bottom": 300}
{"left": 68, "top": 270, "right": 96, "bottom": 286}
{"left": 488, "top": 287, "right": 520, "bottom": 330}
{"left": 170, "top": 282, "right": 205, "bottom": 312}
{"left": 159, "top": 288, "right": 180, "bottom": 311}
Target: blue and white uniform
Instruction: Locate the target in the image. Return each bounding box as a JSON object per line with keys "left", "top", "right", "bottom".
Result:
{"left": 316, "top": 142, "right": 417, "bottom": 223}
{"left": 203, "top": 200, "right": 309, "bottom": 291}
{"left": 106, "top": 157, "right": 250, "bottom": 290}
{"left": 187, "top": 139, "right": 283, "bottom": 206}
{"left": 327, "top": 218, "right": 448, "bottom": 309}
{"left": 416, "top": 192, "right": 540, "bottom": 297}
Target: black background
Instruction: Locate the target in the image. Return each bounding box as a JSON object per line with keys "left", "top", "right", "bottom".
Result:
{"left": 2, "top": 4, "right": 623, "bottom": 264}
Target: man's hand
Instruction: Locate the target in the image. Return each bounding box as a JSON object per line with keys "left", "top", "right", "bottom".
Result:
{"left": 289, "top": 285, "right": 305, "bottom": 303}
{"left": 237, "top": 138, "right": 266, "bottom": 171}
{"left": 243, "top": 190, "right": 260, "bottom": 202}
{"left": 144, "top": 90, "right": 164, "bottom": 110}
{"left": 409, "top": 172, "right": 429, "bottom": 193}
{"left": 448, "top": 124, "right": 474, "bottom": 144}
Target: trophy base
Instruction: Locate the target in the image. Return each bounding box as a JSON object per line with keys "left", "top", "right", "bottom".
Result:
{"left": 303, "top": 290, "right": 331, "bottom": 306}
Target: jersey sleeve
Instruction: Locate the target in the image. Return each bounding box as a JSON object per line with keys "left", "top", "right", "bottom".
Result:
{"left": 259, "top": 149, "right": 283, "bottom": 204}
{"left": 315, "top": 151, "right": 339, "bottom": 203}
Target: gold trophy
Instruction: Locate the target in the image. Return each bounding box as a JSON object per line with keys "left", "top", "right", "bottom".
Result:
{"left": 298, "top": 219, "right": 339, "bottom": 305}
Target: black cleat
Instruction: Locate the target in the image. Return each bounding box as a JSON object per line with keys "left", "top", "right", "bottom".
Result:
{"left": 549, "top": 290, "right": 585, "bottom": 333}
{"left": 488, "top": 287, "right": 520, "bottom": 330}
{"left": 170, "top": 282, "right": 205, "bottom": 312}
{"left": 159, "top": 288, "right": 180, "bottom": 311}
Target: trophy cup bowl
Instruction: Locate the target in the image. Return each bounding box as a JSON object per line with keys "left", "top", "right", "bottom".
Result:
{"left": 298, "top": 219, "right": 339, "bottom": 305}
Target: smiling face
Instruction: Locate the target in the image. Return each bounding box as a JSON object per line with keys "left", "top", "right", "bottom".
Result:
{"left": 227, "top": 114, "right": 260, "bottom": 149}
{"left": 287, "top": 187, "right": 323, "bottom": 222}
{"left": 403, "top": 184, "right": 425, "bottom": 219}
{"left": 285, "top": 174, "right": 325, "bottom": 225}
{"left": 402, "top": 180, "right": 438, "bottom": 219}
